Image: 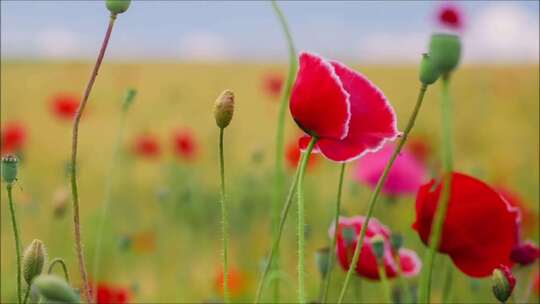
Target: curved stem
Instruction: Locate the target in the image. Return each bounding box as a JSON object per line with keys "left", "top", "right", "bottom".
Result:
{"left": 7, "top": 184, "right": 22, "bottom": 304}
{"left": 69, "top": 14, "right": 117, "bottom": 303}
{"left": 418, "top": 76, "right": 454, "bottom": 303}
{"left": 337, "top": 84, "right": 428, "bottom": 303}
{"left": 377, "top": 263, "right": 393, "bottom": 304}
{"left": 321, "top": 163, "right": 346, "bottom": 303}
{"left": 270, "top": 1, "right": 297, "bottom": 301}
{"left": 297, "top": 137, "right": 318, "bottom": 304}
{"left": 218, "top": 128, "right": 230, "bottom": 303}
{"left": 254, "top": 163, "right": 301, "bottom": 303}
{"left": 22, "top": 285, "right": 30, "bottom": 304}
{"left": 48, "top": 258, "right": 71, "bottom": 283}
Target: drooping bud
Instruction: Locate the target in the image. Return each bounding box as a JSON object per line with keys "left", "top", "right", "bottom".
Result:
{"left": 342, "top": 227, "right": 356, "bottom": 246}
{"left": 315, "top": 247, "right": 330, "bottom": 278}
{"left": 122, "top": 88, "right": 137, "bottom": 112}
{"left": 390, "top": 233, "right": 403, "bottom": 252}
{"left": 510, "top": 241, "right": 540, "bottom": 266}
{"left": 492, "top": 265, "right": 516, "bottom": 303}
{"left": 371, "top": 235, "right": 386, "bottom": 263}
{"left": 419, "top": 53, "right": 440, "bottom": 85}
{"left": 22, "top": 239, "right": 47, "bottom": 285}
{"left": 1, "top": 155, "right": 19, "bottom": 184}
{"left": 429, "top": 33, "right": 461, "bottom": 75}
{"left": 213, "top": 90, "right": 235, "bottom": 129}
{"left": 33, "top": 275, "right": 80, "bottom": 303}
{"left": 106, "top": 0, "right": 131, "bottom": 15}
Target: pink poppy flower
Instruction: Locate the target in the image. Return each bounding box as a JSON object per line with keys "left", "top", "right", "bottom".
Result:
{"left": 354, "top": 144, "right": 427, "bottom": 196}
{"left": 172, "top": 129, "right": 198, "bottom": 161}
{"left": 330, "top": 216, "right": 421, "bottom": 280}
{"left": 262, "top": 73, "right": 283, "bottom": 99}
{"left": 1, "top": 121, "right": 27, "bottom": 155}
{"left": 132, "top": 134, "right": 161, "bottom": 159}
{"left": 292, "top": 52, "right": 398, "bottom": 162}
{"left": 50, "top": 93, "right": 80, "bottom": 121}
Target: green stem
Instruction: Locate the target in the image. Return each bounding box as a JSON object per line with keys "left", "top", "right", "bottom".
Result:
{"left": 395, "top": 254, "right": 410, "bottom": 303}
{"left": 337, "top": 84, "right": 428, "bottom": 303}
{"left": 22, "top": 285, "right": 30, "bottom": 304}
{"left": 441, "top": 260, "right": 454, "bottom": 303}
{"left": 7, "top": 184, "right": 22, "bottom": 304}
{"left": 70, "top": 14, "right": 117, "bottom": 303}
{"left": 47, "top": 258, "right": 71, "bottom": 283}
{"left": 218, "top": 128, "right": 230, "bottom": 303}
{"left": 254, "top": 163, "right": 301, "bottom": 303}
{"left": 297, "top": 137, "right": 318, "bottom": 304}
{"left": 321, "top": 163, "right": 346, "bottom": 303}
{"left": 418, "top": 75, "right": 454, "bottom": 303}
{"left": 270, "top": 1, "right": 297, "bottom": 301}
{"left": 377, "top": 263, "right": 393, "bottom": 304}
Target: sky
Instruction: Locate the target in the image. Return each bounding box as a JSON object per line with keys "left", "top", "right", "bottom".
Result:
{"left": 1, "top": 1, "right": 539, "bottom": 64}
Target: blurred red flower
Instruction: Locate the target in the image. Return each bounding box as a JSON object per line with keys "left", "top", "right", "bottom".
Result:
{"left": 1, "top": 121, "right": 27, "bottom": 155}
{"left": 285, "top": 138, "right": 318, "bottom": 170}
{"left": 50, "top": 93, "right": 80, "bottom": 121}
{"left": 172, "top": 129, "right": 198, "bottom": 161}
{"left": 262, "top": 73, "right": 283, "bottom": 99}
{"left": 132, "top": 134, "right": 160, "bottom": 159}
{"left": 292, "top": 52, "right": 398, "bottom": 162}
{"left": 413, "top": 172, "right": 520, "bottom": 277}
{"left": 497, "top": 186, "right": 536, "bottom": 234}
{"left": 95, "top": 283, "right": 130, "bottom": 304}
{"left": 407, "top": 137, "right": 431, "bottom": 162}
{"left": 215, "top": 267, "right": 246, "bottom": 298}
{"left": 331, "top": 216, "right": 421, "bottom": 280}
{"left": 437, "top": 4, "right": 463, "bottom": 30}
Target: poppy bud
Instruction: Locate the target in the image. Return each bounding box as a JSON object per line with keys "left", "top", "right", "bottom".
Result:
{"left": 214, "top": 90, "right": 235, "bottom": 129}
{"left": 390, "top": 233, "right": 403, "bottom": 252}
{"left": 429, "top": 33, "right": 461, "bottom": 75}
{"left": 315, "top": 247, "right": 330, "bottom": 278}
{"left": 492, "top": 265, "right": 516, "bottom": 303}
{"left": 106, "top": 0, "right": 131, "bottom": 15}
{"left": 22, "top": 239, "right": 47, "bottom": 285}
{"left": 419, "top": 54, "right": 440, "bottom": 85}
{"left": 33, "top": 275, "right": 80, "bottom": 303}
{"left": 122, "top": 88, "right": 137, "bottom": 112}
{"left": 1, "top": 155, "right": 18, "bottom": 184}
{"left": 342, "top": 227, "right": 356, "bottom": 246}
{"left": 371, "top": 235, "right": 386, "bottom": 263}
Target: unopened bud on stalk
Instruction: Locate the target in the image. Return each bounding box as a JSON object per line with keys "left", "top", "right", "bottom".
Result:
{"left": 214, "top": 90, "right": 235, "bottom": 129}
{"left": 371, "top": 235, "right": 386, "bottom": 263}
{"left": 22, "top": 239, "right": 47, "bottom": 284}
{"left": 106, "top": 0, "right": 131, "bottom": 15}
{"left": 315, "top": 247, "right": 330, "bottom": 278}
{"left": 122, "top": 88, "right": 137, "bottom": 112}
{"left": 419, "top": 54, "right": 440, "bottom": 85}
{"left": 429, "top": 33, "right": 461, "bottom": 75}
{"left": 33, "top": 275, "right": 80, "bottom": 303}
{"left": 492, "top": 265, "right": 516, "bottom": 303}
{"left": 1, "top": 155, "right": 19, "bottom": 184}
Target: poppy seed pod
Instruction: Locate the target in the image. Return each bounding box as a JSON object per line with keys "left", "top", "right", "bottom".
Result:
{"left": 390, "top": 233, "right": 403, "bottom": 252}
{"left": 106, "top": 0, "right": 131, "bottom": 15}
{"left": 429, "top": 33, "right": 461, "bottom": 75}
{"left": 315, "top": 247, "right": 330, "bottom": 278}
{"left": 371, "top": 235, "right": 386, "bottom": 263}
{"left": 419, "top": 54, "right": 440, "bottom": 85}
{"left": 1, "top": 155, "right": 18, "bottom": 184}
{"left": 33, "top": 275, "right": 80, "bottom": 303}
{"left": 214, "top": 90, "right": 235, "bottom": 129}
{"left": 342, "top": 227, "right": 356, "bottom": 246}
{"left": 22, "top": 239, "right": 47, "bottom": 284}
{"left": 492, "top": 266, "right": 516, "bottom": 303}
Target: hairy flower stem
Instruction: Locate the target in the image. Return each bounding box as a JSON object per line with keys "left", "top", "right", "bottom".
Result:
{"left": 270, "top": 1, "right": 298, "bottom": 301}
{"left": 377, "top": 263, "right": 393, "bottom": 304}
{"left": 70, "top": 14, "right": 117, "bottom": 303}
{"left": 337, "top": 84, "right": 429, "bottom": 303}
{"left": 297, "top": 137, "right": 318, "bottom": 303}
{"left": 321, "top": 163, "right": 346, "bottom": 303}
{"left": 418, "top": 75, "right": 454, "bottom": 303}
{"left": 7, "top": 184, "right": 22, "bottom": 304}
{"left": 218, "top": 128, "right": 230, "bottom": 303}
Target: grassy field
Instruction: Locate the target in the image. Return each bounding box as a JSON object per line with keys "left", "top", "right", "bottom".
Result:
{"left": 1, "top": 61, "right": 538, "bottom": 303}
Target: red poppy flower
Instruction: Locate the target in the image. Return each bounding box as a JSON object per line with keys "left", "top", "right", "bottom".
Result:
{"left": 510, "top": 241, "right": 540, "bottom": 266}
{"left": 413, "top": 172, "right": 520, "bottom": 277}
{"left": 132, "top": 134, "right": 160, "bottom": 158}
{"left": 1, "top": 121, "right": 27, "bottom": 155}
{"left": 262, "top": 73, "right": 283, "bottom": 99}
{"left": 330, "top": 216, "right": 421, "bottom": 280}
{"left": 285, "top": 138, "right": 319, "bottom": 170}
{"left": 437, "top": 4, "right": 463, "bottom": 31}
{"left": 497, "top": 186, "right": 536, "bottom": 234}
{"left": 172, "top": 129, "right": 198, "bottom": 161}
{"left": 407, "top": 137, "right": 431, "bottom": 162}
{"left": 95, "top": 283, "right": 130, "bottom": 304}
{"left": 50, "top": 93, "right": 80, "bottom": 121}
{"left": 293, "top": 52, "right": 398, "bottom": 162}
{"left": 215, "top": 267, "right": 246, "bottom": 298}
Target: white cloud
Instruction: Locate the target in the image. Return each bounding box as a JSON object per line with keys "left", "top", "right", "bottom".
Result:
{"left": 34, "top": 28, "right": 81, "bottom": 59}
{"left": 178, "top": 31, "right": 231, "bottom": 62}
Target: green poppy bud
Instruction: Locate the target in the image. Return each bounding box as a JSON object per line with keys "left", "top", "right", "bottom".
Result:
{"left": 429, "top": 33, "right": 461, "bottom": 75}
{"left": 419, "top": 53, "right": 440, "bottom": 85}
{"left": 371, "top": 235, "right": 386, "bottom": 263}
{"left": 315, "top": 247, "right": 330, "bottom": 278}
{"left": 33, "top": 275, "right": 80, "bottom": 303}
{"left": 22, "top": 239, "right": 47, "bottom": 285}
{"left": 214, "top": 90, "right": 235, "bottom": 129}
{"left": 492, "top": 266, "right": 515, "bottom": 303}
{"left": 122, "top": 88, "right": 137, "bottom": 112}
{"left": 1, "top": 155, "right": 19, "bottom": 184}
{"left": 106, "top": 0, "right": 131, "bottom": 15}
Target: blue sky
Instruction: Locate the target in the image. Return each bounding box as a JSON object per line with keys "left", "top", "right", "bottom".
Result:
{"left": 1, "top": 1, "right": 539, "bottom": 63}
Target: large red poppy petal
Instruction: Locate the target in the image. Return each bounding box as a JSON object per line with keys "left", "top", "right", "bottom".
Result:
{"left": 290, "top": 52, "right": 351, "bottom": 140}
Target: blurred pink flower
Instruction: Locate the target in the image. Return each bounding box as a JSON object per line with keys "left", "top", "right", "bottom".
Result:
{"left": 354, "top": 144, "right": 427, "bottom": 196}
{"left": 436, "top": 3, "right": 464, "bottom": 31}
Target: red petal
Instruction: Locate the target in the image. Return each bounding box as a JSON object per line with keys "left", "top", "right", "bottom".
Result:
{"left": 290, "top": 52, "right": 350, "bottom": 140}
